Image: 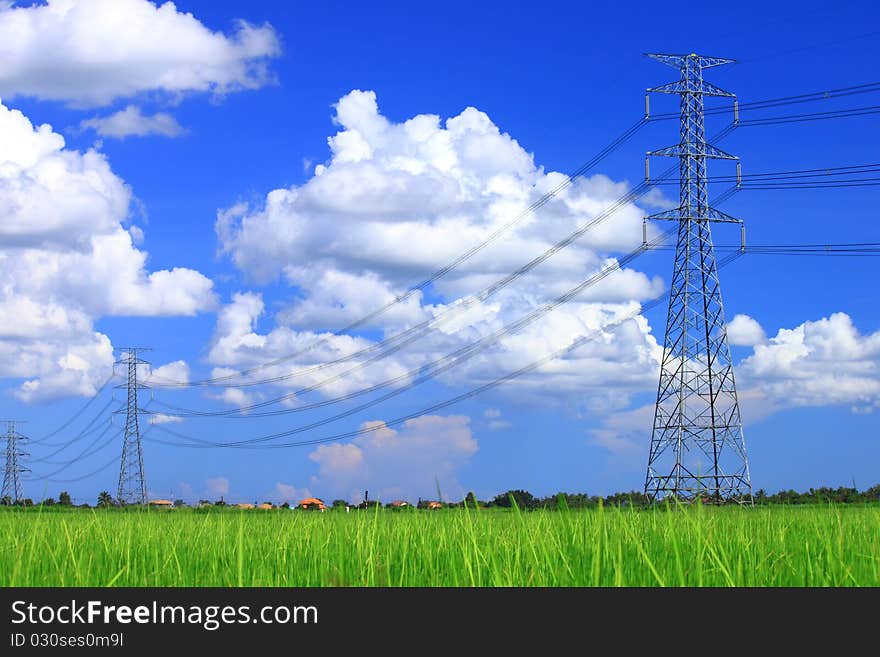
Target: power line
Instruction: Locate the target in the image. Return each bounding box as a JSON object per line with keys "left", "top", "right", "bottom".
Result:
{"left": 28, "top": 375, "right": 115, "bottom": 445}
{"left": 649, "top": 162, "right": 880, "bottom": 184}
{"left": 41, "top": 455, "right": 120, "bottom": 485}
{"left": 153, "top": 229, "right": 677, "bottom": 419}
{"left": 649, "top": 242, "right": 880, "bottom": 255}
{"left": 145, "top": 252, "right": 746, "bottom": 452}
{"left": 739, "top": 180, "right": 880, "bottom": 190}
{"left": 26, "top": 401, "right": 156, "bottom": 483}
{"left": 26, "top": 425, "right": 120, "bottom": 481}
{"left": 650, "top": 81, "right": 880, "bottom": 120}
{"left": 29, "top": 398, "right": 115, "bottom": 459}
{"left": 737, "top": 104, "right": 880, "bottom": 126}
{"left": 162, "top": 198, "right": 879, "bottom": 425}
{"left": 35, "top": 429, "right": 143, "bottom": 485}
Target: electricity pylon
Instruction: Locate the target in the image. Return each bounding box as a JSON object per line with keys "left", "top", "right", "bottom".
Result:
{"left": 116, "top": 348, "right": 150, "bottom": 505}
{"left": 643, "top": 53, "right": 752, "bottom": 503}
{"left": 1, "top": 420, "right": 29, "bottom": 503}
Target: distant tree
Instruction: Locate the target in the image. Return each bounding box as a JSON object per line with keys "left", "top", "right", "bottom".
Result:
{"left": 332, "top": 499, "right": 348, "bottom": 509}
{"left": 491, "top": 489, "right": 537, "bottom": 510}
{"left": 280, "top": 502, "right": 290, "bottom": 509}
{"left": 0, "top": 495, "right": 11, "bottom": 506}
{"left": 464, "top": 491, "right": 478, "bottom": 508}
{"left": 97, "top": 491, "right": 114, "bottom": 508}
{"left": 58, "top": 491, "right": 72, "bottom": 506}
{"left": 173, "top": 499, "right": 186, "bottom": 508}
{"left": 40, "top": 498, "right": 56, "bottom": 507}
{"left": 603, "top": 491, "right": 649, "bottom": 507}
{"left": 553, "top": 493, "right": 600, "bottom": 509}
{"left": 214, "top": 498, "right": 227, "bottom": 507}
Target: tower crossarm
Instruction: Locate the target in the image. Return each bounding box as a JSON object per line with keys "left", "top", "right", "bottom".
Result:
{"left": 646, "top": 52, "right": 736, "bottom": 70}
{"left": 648, "top": 79, "right": 736, "bottom": 98}
{"left": 647, "top": 206, "right": 742, "bottom": 224}
{"left": 647, "top": 143, "right": 738, "bottom": 160}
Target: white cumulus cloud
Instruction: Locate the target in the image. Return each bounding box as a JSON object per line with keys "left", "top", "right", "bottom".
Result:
{"left": 0, "top": 0, "right": 281, "bottom": 106}
{"left": 0, "top": 101, "right": 215, "bottom": 401}
{"left": 80, "top": 105, "right": 184, "bottom": 139}
{"left": 147, "top": 360, "right": 190, "bottom": 385}
{"left": 148, "top": 413, "right": 184, "bottom": 425}
{"left": 727, "top": 314, "right": 767, "bottom": 347}
{"left": 739, "top": 312, "right": 880, "bottom": 410}
{"left": 208, "top": 90, "right": 666, "bottom": 412}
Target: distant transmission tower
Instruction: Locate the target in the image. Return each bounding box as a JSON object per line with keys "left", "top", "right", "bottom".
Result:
{"left": 643, "top": 53, "right": 752, "bottom": 503}
{"left": 116, "top": 348, "right": 150, "bottom": 505}
{"left": 2, "top": 420, "right": 29, "bottom": 503}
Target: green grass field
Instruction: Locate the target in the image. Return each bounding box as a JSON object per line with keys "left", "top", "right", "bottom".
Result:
{"left": 1, "top": 504, "right": 878, "bottom": 586}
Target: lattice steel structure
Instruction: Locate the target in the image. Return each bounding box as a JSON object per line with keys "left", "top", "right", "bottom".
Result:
{"left": 643, "top": 53, "right": 752, "bottom": 503}
{"left": 2, "top": 420, "right": 28, "bottom": 503}
{"left": 116, "top": 348, "right": 150, "bottom": 505}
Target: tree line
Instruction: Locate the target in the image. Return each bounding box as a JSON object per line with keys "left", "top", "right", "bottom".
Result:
{"left": 2, "top": 483, "right": 879, "bottom": 509}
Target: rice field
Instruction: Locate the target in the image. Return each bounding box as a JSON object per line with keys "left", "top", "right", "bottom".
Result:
{"left": 1, "top": 504, "right": 878, "bottom": 587}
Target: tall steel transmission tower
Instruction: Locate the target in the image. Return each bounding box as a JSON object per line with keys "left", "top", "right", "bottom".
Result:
{"left": 116, "top": 348, "right": 150, "bottom": 505}
{"left": 643, "top": 53, "right": 752, "bottom": 503}
{"left": 2, "top": 420, "right": 29, "bottom": 503}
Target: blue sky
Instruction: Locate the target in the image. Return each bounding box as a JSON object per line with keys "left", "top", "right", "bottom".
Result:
{"left": 1, "top": 0, "right": 879, "bottom": 504}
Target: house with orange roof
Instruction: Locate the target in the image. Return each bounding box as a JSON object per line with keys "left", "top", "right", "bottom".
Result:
{"left": 298, "top": 497, "right": 326, "bottom": 510}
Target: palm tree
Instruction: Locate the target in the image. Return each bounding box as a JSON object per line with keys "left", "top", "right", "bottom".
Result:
{"left": 97, "top": 491, "right": 114, "bottom": 508}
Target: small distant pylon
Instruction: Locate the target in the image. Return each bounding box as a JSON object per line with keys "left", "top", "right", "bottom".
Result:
{"left": 115, "top": 348, "right": 151, "bottom": 505}
{"left": 1, "top": 420, "right": 29, "bottom": 503}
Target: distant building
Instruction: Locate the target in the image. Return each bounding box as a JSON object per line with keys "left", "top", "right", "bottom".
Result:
{"left": 428, "top": 501, "right": 443, "bottom": 510}
{"left": 148, "top": 499, "right": 174, "bottom": 509}
{"left": 257, "top": 503, "right": 274, "bottom": 510}
{"left": 235, "top": 503, "right": 255, "bottom": 510}
{"left": 298, "top": 497, "right": 327, "bottom": 511}
{"left": 390, "top": 500, "right": 409, "bottom": 508}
